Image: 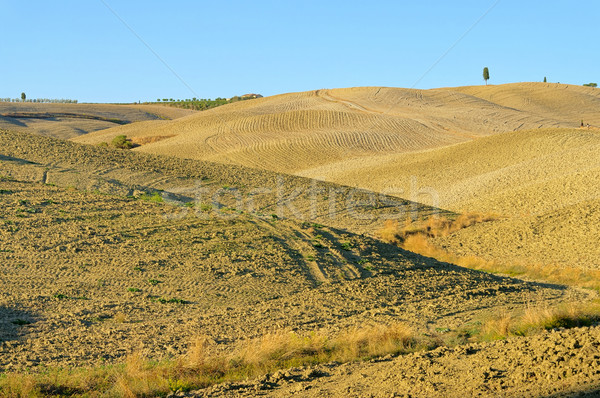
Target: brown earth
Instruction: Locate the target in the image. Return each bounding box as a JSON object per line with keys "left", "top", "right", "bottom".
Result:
{"left": 1, "top": 179, "right": 578, "bottom": 373}
{"left": 301, "top": 128, "right": 600, "bottom": 271}
{"left": 299, "top": 128, "right": 600, "bottom": 216}
{"left": 0, "top": 129, "right": 448, "bottom": 235}
{"left": 433, "top": 200, "right": 600, "bottom": 270}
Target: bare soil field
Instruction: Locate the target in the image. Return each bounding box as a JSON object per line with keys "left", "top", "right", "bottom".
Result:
{"left": 299, "top": 128, "right": 600, "bottom": 215}
{"left": 0, "top": 102, "right": 194, "bottom": 139}
{"left": 433, "top": 199, "right": 600, "bottom": 271}
{"left": 2, "top": 179, "right": 577, "bottom": 373}
{"left": 0, "top": 129, "right": 447, "bottom": 235}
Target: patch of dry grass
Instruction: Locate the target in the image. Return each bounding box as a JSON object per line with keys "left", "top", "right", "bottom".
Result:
{"left": 131, "top": 135, "right": 175, "bottom": 146}
{"left": 332, "top": 323, "right": 414, "bottom": 361}
{"left": 378, "top": 215, "right": 600, "bottom": 292}
{"left": 482, "top": 302, "right": 600, "bottom": 340}
{"left": 378, "top": 220, "right": 400, "bottom": 243}
{"left": 379, "top": 213, "right": 499, "bottom": 244}
{"left": 0, "top": 322, "right": 416, "bottom": 397}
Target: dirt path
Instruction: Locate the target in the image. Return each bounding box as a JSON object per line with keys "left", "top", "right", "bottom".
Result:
{"left": 316, "top": 89, "right": 382, "bottom": 114}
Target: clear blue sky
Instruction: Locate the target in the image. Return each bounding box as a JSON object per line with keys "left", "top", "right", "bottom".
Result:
{"left": 1, "top": 1, "right": 598, "bottom": 103}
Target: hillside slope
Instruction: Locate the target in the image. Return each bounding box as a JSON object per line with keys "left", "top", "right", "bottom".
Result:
{"left": 0, "top": 129, "right": 448, "bottom": 235}
{"left": 0, "top": 102, "right": 195, "bottom": 139}
{"left": 72, "top": 83, "right": 600, "bottom": 174}
{"left": 209, "top": 326, "right": 600, "bottom": 397}
{"left": 0, "top": 131, "right": 577, "bottom": 372}
{"left": 300, "top": 128, "right": 600, "bottom": 215}
{"left": 300, "top": 127, "right": 600, "bottom": 270}
{"left": 1, "top": 129, "right": 599, "bottom": 397}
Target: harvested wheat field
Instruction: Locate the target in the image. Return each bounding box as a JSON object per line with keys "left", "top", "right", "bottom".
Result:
{"left": 72, "top": 83, "right": 600, "bottom": 174}
{"left": 2, "top": 83, "right": 600, "bottom": 397}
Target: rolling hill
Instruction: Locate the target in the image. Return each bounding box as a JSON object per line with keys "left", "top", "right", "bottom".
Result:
{"left": 298, "top": 127, "right": 600, "bottom": 270}
{"left": 300, "top": 128, "right": 600, "bottom": 214}
{"left": 0, "top": 129, "right": 448, "bottom": 235}
{"left": 67, "top": 83, "right": 600, "bottom": 272}
{"left": 72, "top": 83, "right": 600, "bottom": 175}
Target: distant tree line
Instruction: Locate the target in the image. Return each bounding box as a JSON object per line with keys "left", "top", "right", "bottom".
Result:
{"left": 148, "top": 94, "right": 262, "bottom": 111}
{"left": 0, "top": 98, "right": 78, "bottom": 103}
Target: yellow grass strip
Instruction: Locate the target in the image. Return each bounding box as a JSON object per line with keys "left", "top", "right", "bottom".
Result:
{"left": 481, "top": 302, "right": 600, "bottom": 341}
{"left": 0, "top": 322, "right": 416, "bottom": 397}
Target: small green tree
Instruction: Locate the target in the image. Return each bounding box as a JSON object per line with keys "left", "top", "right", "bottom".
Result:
{"left": 483, "top": 67, "right": 490, "bottom": 85}
{"left": 21, "top": 92, "right": 26, "bottom": 102}
{"left": 111, "top": 135, "right": 133, "bottom": 149}
{"left": 583, "top": 82, "right": 598, "bottom": 87}
{"left": 543, "top": 77, "right": 547, "bottom": 83}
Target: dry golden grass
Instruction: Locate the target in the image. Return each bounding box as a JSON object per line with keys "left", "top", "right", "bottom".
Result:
{"left": 186, "top": 336, "right": 214, "bottom": 368}
{"left": 482, "top": 310, "right": 514, "bottom": 339}
{"left": 332, "top": 323, "right": 414, "bottom": 361}
{"left": 378, "top": 213, "right": 499, "bottom": 244}
{"left": 0, "top": 373, "right": 37, "bottom": 398}
{"left": 482, "top": 302, "right": 600, "bottom": 340}
{"left": 0, "top": 322, "right": 416, "bottom": 397}
{"left": 378, "top": 220, "right": 400, "bottom": 243}
{"left": 2, "top": 306, "right": 595, "bottom": 396}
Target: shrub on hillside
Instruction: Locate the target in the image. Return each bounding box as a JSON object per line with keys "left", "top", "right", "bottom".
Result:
{"left": 111, "top": 135, "right": 133, "bottom": 149}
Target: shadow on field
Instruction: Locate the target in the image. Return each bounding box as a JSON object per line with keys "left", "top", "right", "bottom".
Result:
{"left": 0, "top": 153, "right": 39, "bottom": 166}
{"left": 555, "top": 386, "right": 600, "bottom": 397}
{"left": 0, "top": 115, "right": 27, "bottom": 128}
{"left": 327, "top": 220, "right": 572, "bottom": 294}
{"left": 393, "top": 241, "right": 571, "bottom": 293}
{"left": 0, "top": 305, "right": 38, "bottom": 344}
